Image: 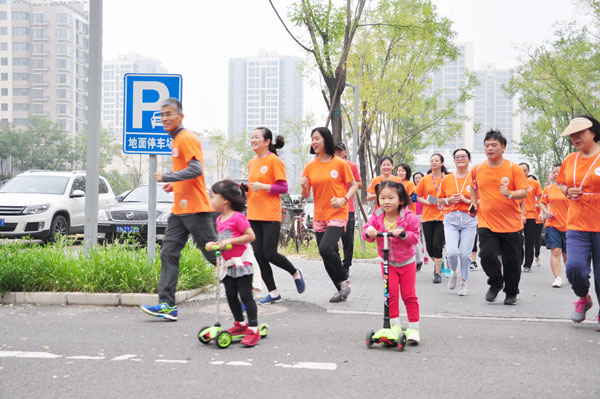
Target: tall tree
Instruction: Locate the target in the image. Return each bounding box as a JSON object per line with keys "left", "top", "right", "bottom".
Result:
{"left": 270, "top": 0, "right": 367, "bottom": 142}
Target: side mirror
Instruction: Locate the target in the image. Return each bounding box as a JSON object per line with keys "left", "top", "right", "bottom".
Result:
{"left": 116, "top": 194, "right": 125, "bottom": 202}
{"left": 71, "top": 189, "right": 85, "bottom": 198}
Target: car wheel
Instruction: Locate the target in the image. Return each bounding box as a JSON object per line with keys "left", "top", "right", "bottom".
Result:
{"left": 44, "top": 215, "right": 69, "bottom": 243}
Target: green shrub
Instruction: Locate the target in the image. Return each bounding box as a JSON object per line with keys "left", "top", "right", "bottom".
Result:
{"left": 0, "top": 238, "right": 214, "bottom": 294}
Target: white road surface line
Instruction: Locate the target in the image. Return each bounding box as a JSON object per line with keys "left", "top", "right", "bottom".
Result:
{"left": 66, "top": 356, "right": 105, "bottom": 360}
{"left": 327, "top": 309, "right": 596, "bottom": 324}
{"left": 111, "top": 354, "right": 137, "bottom": 361}
{"left": 0, "top": 351, "right": 62, "bottom": 359}
{"left": 155, "top": 360, "right": 188, "bottom": 364}
{"left": 275, "top": 362, "right": 337, "bottom": 371}
{"left": 225, "top": 361, "right": 252, "bottom": 366}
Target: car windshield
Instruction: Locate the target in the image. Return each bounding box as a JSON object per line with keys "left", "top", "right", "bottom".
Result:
{"left": 0, "top": 175, "right": 70, "bottom": 195}
{"left": 123, "top": 185, "right": 174, "bottom": 203}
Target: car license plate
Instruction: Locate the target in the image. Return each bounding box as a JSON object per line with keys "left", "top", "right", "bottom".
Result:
{"left": 117, "top": 226, "right": 140, "bottom": 234}
{"left": 0, "top": 219, "right": 4, "bottom": 227}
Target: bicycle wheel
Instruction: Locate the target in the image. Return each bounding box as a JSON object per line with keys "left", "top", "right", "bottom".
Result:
{"left": 293, "top": 218, "right": 301, "bottom": 252}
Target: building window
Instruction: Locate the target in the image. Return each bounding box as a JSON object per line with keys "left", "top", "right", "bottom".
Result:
{"left": 56, "top": 88, "right": 72, "bottom": 99}
{"left": 56, "top": 104, "right": 72, "bottom": 115}
{"left": 1, "top": 103, "right": 7, "bottom": 111}
{"left": 1, "top": 88, "right": 7, "bottom": 96}
{"left": 56, "top": 27, "right": 73, "bottom": 40}
{"left": 13, "top": 42, "right": 29, "bottom": 51}
{"left": 13, "top": 58, "right": 28, "bottom": 66}
{"left": 56, "top": 58, "right": 72, "bottom": 69}
{"left": 56, "top": 119, "right": 72, "bottom": 130}
{"left": 0, "top": 27, "right": 6, "bottom": 35}
{"left": 32, "top": 74, "right": 44, "bottom": 84}
{"left": 13, "top": 12, "right": 29, "bottom": 21}
{"left": 32, "top": 13, "right": 43, "bottom": 23}
{"left": 14, "top": 118, "right": 28, "bottom": 127}
{"left": 56, "top": 13, "right": 72, "bottom": 25}
{"left": 13, "top": 88, "right": 29, "bottom": 96}
{"left": 13, "top": 73, "right": 29, "bottom": 81}
{"left": 13, "top": 103, "right": 29, "bottom": 112}
{"left": 0, "top": 12, "right": 7, "bottom": 20}
{"left": 32, "top": 104, "right": 44, "bottom": 114}
{"left": 32, "top": 44, "right": 44, "bottom": 54}
{"left": 12, "top": 27, "right": 29, "bottom": 36}
{"left": 32, "top": 89, "right": 43, "bottom": 99}
{"left": 0, "top": 43, "right": 6, "bottom": 51}
{"left": 0, "top": 58, "right": 6, "bottom": 66}
{"left": 0, "top": 73, "right": 6, "bottom": 81}
{"left": 31, "top": 59, "right": 44, "bottom": 69}
{"left": 32, "top": 28, "right": 44, "bottom": 39}
{"left": 56, "top": 43, "right": 72, "bottom": 55}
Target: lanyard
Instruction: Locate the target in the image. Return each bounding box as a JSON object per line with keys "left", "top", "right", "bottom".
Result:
{"left": 431, "top": 173, "right": 443, "bottom": 193}
{"left": 454, "top": 172, "right": 469, "bottom": 195}
{"left": 573, "top": 151, "right": 600, "bottom": 191}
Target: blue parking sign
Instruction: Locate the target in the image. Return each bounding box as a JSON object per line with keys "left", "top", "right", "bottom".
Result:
{"left": 123, "top": 73, "right": 182, "bottom": 154}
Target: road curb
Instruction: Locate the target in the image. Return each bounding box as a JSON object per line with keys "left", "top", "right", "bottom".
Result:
{"left": 0, "top": 288, "right": 205, "bottom": 306}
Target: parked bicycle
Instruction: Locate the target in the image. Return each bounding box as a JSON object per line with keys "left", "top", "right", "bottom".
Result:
{"left": 280, "top": 205, "right": 314, "bottom": 252}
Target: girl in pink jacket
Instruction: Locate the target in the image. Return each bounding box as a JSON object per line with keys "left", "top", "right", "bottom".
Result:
{"left": 363, "top": 180, "right": 422, "bottom": 344}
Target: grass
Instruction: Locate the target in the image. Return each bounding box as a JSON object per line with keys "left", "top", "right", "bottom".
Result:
{"left": 0, "top": 238, "right": 214, "bottom": 294}
{"left": 279, "top": 233, "right": 379, "bottom": 259}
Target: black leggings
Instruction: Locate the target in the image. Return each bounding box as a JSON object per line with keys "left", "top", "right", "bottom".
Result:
{"left": 422, "top": 220, "right": 445, "bottom": 259}
{"left": 250, "top": 220, "right": 297, "bottom": 292}
{"left": 223, "top": 275, "right": 257, "bottom": 327}
{"left": 315, "top": 225, "right": 347, "bottom": 291}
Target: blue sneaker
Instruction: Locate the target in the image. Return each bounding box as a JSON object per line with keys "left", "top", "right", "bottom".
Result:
{"left": 258, "top": 294, "right": 282, "bottom": 305}
{"left": 140, "top": 302, "right": 178, "bottom": 321}
{"left": 294, "top": 268, "right": 306, "bottom": 294}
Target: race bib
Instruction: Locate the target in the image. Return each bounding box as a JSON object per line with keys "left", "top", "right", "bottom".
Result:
{"left": 260, "top": 165, "right": 268, "bottom": 174}
{"left": 330, "top": 170, "right": 339, "bottom": 179}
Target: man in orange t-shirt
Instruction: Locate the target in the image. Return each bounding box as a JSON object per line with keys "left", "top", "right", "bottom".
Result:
{"left": 141, "top": 98, "right": 217, "bottom": 321}
{"left": 519, "top": 163, "right": 543, "bottom": 272}
{"left": 470, "top": 130, "right": 528, "bottom": 305}
{"left": 334, "top": 142, "right": 362, "bottom": 275}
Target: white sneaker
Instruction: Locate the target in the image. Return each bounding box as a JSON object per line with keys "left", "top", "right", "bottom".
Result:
{"left": 535, "top": 257, "right": 541, "bottom": 266}
{"left": 552, "top": 277, "right": 563, "bottom": 288}
{"left": 405, "top": 328, "right": 420, "bottom": 345}
{"left": 457, "top": 280, "right": 468, "bottom": 296}
{"left": 448, "top": 271, "right": 458, "bottom": 290}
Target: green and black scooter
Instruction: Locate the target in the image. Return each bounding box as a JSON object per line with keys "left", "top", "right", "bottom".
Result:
{"left": 198, "top": 244, "right": 269, "bottom": 349}
{"left": 366, "top": 232, "right": 407, "bottom": 351}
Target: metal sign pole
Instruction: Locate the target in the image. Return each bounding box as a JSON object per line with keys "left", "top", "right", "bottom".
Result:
{"left": 148, "top": 155, "right": 157, "bottom": 264}
{"left": 84, "top": 0, "right": 102, "bottom": 251}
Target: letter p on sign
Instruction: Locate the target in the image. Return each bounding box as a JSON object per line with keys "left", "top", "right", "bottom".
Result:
{"left": 131, "top": 81, "right": 169, "bottom": 129}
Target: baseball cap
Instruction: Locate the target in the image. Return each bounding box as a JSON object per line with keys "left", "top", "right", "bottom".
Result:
{"left": 561, "top": 117, "right": 593, "bottom": 136}
{"left": 334, "top": 142, "right": 347, "bottom": 151}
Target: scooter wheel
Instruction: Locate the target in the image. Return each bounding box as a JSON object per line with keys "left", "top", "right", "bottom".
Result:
{"left": 397, "top": 333, "right": 407, "bottom": 352}
{"left": 198, "top": 326, "right": 213, "bottom": 344}
{"left": 259, "top": 323, "right": 269, "bottom": 338}
{"left": 216, "top": 330, "right": 232, "bottom": 349}
{"left": 366, "top": 330, "right": 375, "bottom": 348}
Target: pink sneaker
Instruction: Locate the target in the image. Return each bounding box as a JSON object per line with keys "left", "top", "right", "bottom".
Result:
{"left": 228, "top": 321, "right": 248, "bottom": 336}
{"left": 571, "top": 295, "right": 593, "bottom": 323}
{"left": 241, "top": 328, "right": 261, "bottom": 347}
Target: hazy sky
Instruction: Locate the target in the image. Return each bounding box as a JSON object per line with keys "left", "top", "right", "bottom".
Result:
{"left": 103, "top": 0, "right": 582, "bottom": 134}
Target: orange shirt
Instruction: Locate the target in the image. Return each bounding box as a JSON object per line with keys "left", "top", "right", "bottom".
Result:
{"left": 302, "top": 156, "right": 354, "bottom": 221}
{"left": 170, "top": 129, "right": 212, "bottom": 215}
{"left": 540, "top": 183, "right": 568, "bottom": 232}
{"left": 415, "top": 174, "right": 444, "bottom": 222}
{"left": 368, "top": 175, "right": 403, "bottom": 210}
{"left": 437, "top": 172, "right": 472, "bottom": 214}
{"left": 401, "top": 180, "right": 417, "bottom": 214}
{"left": 247, "top": 153, "right": 287, "bottom": 222}
{"left": 557, "top": 151, "right": 600, "bottom": 232}
{"left": 470, "top": 160, "right": 528, "bottom": 233}
{"left": 524, "top": 177, "right": 543, "bottom": 219}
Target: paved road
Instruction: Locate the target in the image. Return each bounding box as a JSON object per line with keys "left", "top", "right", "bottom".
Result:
{"left": 1, "top": 247, "right": 599, "bottom": 398}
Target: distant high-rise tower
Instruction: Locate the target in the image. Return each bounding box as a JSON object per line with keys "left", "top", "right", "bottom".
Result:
{"left": 228, "top": 50, "right": 303, "bottom": 188}
{"left": 102, "top": 53, "right": 167, "bottom": 134}
{"left": 0, "top": 0, "right": 89, "bottom": 135}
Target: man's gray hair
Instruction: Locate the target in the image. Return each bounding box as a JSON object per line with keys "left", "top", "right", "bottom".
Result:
{"left": 161, "top": 97, "right": 182, "bottom": 113}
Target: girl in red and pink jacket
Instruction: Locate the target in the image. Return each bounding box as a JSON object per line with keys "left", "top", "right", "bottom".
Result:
{"left": 363, "top": 180, "right": 422, "bottom": 344}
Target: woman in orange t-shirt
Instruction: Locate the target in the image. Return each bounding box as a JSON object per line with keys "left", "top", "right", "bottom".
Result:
{"left": 415, "top": 153, "right": 449, "bottom": 283}
{"left": 301, "top": 127, "right": 358, "bottom": 303}
{"left": 247, "top": 127, "right": 306, "bottom": 305}
{"left": 367, "top": 157, "right": 402, "bottom": 204}
{"left": 539, "top": 164, "right": 568, "bottom": 288}
{"left": 556, "top": 115, "right": 600, "bottom": 325}
{"left": 397, "top": 163, "right": 422, "bottom": 268}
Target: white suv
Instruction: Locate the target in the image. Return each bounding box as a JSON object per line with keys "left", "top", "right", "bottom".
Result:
{"left": 0, "top": 170, "right": 116, "bottom": 242}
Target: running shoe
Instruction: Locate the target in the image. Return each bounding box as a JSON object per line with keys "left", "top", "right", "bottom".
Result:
{"left": 552, "top": 277, "right": 563, "bottom": 288}
{"left": 448, "top": 271, "right": 458, "bottom": 290}
{"left": 258, "top": 294, "right": 282, "bottom": 305}
{"left": 457, "top": 280, "right": 468, "bottom": 296}
{"left": 432, "top": 273, "right": 442, "bottom": 284}
{"left": 535, "top": 257, "right": 541, "bottom": 266}
{"left": 405, "top": 328, "right": 420, "bottom": 345}
{"left": 504, "top": 294, "right": 518, "bottom": 305}
{"left": 416, "top": 262, "right": 423, "bottom": 272}
{"left": 294, "top": 268, "right": 306, "bottom": 294}
{"left": 140, "top": 303, "right": 178, "bottom": 321}
{"left": 329, "top": 291, "right": 346, "bottom": 303}
{"left": 571, "top": 295, "right": 593, "bottom": 323}
{"left": 241, "top": 328, "right": 261, "bottom": 347}
{"left": 228, "top": 321, "right": 248, "bottom": 335}
{"left": 339, "top": 280, "right": 351, "bottom": 299}
{"left": 469, "top": 261, "right": 478, "bottom": 271}
{"left": 485, "top": 286, "right": 503, "bottom": 302}
{"left": 523, "top": 267, "right": 532, "bottom": 273}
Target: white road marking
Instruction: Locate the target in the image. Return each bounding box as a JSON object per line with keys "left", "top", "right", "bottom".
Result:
{"left": 0, "top": 351, "right": 62, "bottom": 359}
{"left": 209, "top": 361, "right": 225, "bottom": 365}
{"left": 275, "top": 362, "right": 337, "bottom": 371}
{"left": 112, "top": 354, "right": 137, "bottom": 361}
{"left": 225, "top": 361, "right": 252, "bottom": 366}
{"left": 66, "top": 356, "right": 105, "bottom": 360}
{"left": 155, "top": 360, "right": 188, "bottom": 364}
